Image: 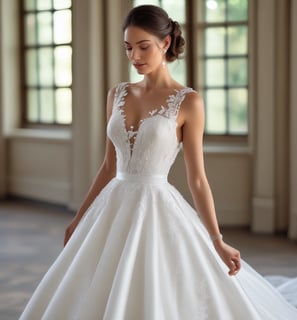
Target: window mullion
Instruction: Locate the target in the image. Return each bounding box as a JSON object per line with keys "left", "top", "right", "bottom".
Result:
{"left": 35, "top": 0, "right": 41, "bottom": 122}
{"left": 22, "top": 0, "right": 72, "bottom": 126}
{"left": 51, "top": 0, "right": 57, "bottom": 124}
{"left": 225, "top": 1, "right": 229, "bottom": 134}
{"left": 202, "top": 0, "right": 249, "bottom": 136}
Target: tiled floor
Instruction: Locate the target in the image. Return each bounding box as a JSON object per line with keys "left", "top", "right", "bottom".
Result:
{"left": 1, "top": 198, "right": 297, "bottom": 320}
{"left": 0, "top": 199, "right": 73, "bottom": 320}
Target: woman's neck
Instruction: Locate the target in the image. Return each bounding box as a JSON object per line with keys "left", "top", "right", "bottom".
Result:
{"left": 140, "top": 68, "right": 176, "bottom": 90}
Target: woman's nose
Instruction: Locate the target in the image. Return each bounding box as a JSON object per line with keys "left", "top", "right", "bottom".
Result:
{"left": 130, "top": 48, "right": 140, "bottom": 61}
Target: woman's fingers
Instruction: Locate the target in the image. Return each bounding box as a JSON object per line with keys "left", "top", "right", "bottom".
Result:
{"left": 228, "top": 254, "right": 241, "bottom": 276}
{"left": 214, "top": 241, "right": 242, "bottom": 276}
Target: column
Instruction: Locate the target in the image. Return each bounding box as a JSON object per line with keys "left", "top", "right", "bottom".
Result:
{"left": 252, "top": 0, "right": 276, "bottom": 232}
{"left": 289, "top": 0, "right": 297, "bottom": 239}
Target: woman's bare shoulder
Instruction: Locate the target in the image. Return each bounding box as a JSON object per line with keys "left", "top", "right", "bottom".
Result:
{"left": 182, "top": 90, "right": 204, "bottom": 114}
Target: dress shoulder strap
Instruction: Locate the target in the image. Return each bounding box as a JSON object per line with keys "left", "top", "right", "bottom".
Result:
{"left": 167, "top": 87, "right": 195, "bottom": 118}
{"left": 113, "top": 82, "right": 128, "bottom": 110}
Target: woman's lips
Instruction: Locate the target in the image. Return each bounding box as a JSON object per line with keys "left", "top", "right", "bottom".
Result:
{"left": 133, "top": 63, "right": 146, "bottom": 69}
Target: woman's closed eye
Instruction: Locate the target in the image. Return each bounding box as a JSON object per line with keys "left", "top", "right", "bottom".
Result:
{"left": 125, "top": 46, "right": 150, "bottom": 51}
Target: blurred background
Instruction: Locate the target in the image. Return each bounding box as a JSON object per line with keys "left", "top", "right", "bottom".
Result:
{"left": 1, "top": 0, "right": 296, "bottom": 235}
{"left": 0, "top": 0, "right": 297, "bottom": 317}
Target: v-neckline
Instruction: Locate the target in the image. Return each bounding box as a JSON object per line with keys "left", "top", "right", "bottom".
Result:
{"left": 120, "top": 105, "right": 167, "bottom": 158}
{"left": 116, "top": 83, "right": 190, "bottom": 157}
{"left": 119, "top": 85, "right": 182, "bottom": 134}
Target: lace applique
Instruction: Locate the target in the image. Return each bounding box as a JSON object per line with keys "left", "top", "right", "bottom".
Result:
{"left": 113, "top": 82, "right": 128, "bottom": 108}
{"left": 107, "top": 82, "right": 195, "bottom": 175}
{"left": 148, "top": 109, "right": 158, "bottom": 116}
{"left": 114, "top": 83, "right": 194, "bottom": 155}
{"left": 158, "top": 87, "right": 194, "bottom": 119}
{"left": 118, "top": 85, "right": 193, "bottom": 124}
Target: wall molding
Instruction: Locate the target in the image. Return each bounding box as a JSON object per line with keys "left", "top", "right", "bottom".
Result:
{"left": 8, "top": 176, "right": 70, "bottom": 204}
{"left": 252, "top": 197, "right": 275, "bottom": 233}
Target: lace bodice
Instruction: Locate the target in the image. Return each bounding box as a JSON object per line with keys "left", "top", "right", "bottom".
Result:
{"left": 107, "top": 82, "right": 194, "bottom": 176}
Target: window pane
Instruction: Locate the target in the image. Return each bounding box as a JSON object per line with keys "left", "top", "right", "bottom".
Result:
{"left": 54, "top": 46, "right": 72, "bottom": 86}
{"left": 24, "top": 0, "right": 35, "bottom": 11}
{"left": 25, "top": 14, "right": 36, "bottom": 45}
{"left": 228, "top": 88, "right": 248, "bottom": 134}
{"left": 37, "top": 0, "right": 52, "bottom": 11}
{"left": 37, "top": 12, "right": 52, "bottom": 45}
{"left": 133, "top": 0, "right": 185, "bottom": 24}
{"left": 54, "top": 10, "right": 72, "bottom": 44}
{"left": 205, "top": 59, "right": 225, "bottom": 86}
{"left": 56, "top": 89, "right": 72, "bottom": 124}
{"left": 205, "top": 0, "right": 226, "bottom": 22}
{"left": 27, "top": 89, "right": 38, "bottom": 122}
{"left": 227, "top": 26, "right": 247, "bottom": 55}
{"left": 40, "top": 89, "right": 54, "bottom": 123}
{"left": 205, "top": 27, "right": 225, "bottom": 56}
{"left": 22, "top": 0, "right": 73, "bottom": 125}
{"left": 25, "top": 49, "right": 37, "bottom": 86}
{"left": 168, "top": 60, "right": 186, "bottom": 85}
{"left": 206, "top": 89, "right": 226, "bottom": 133}
{"left": 133, "top": 0, "right": 160, "bottom": 5}
{"left": 161, "top": 0, "right": 186, "bottom": 23}
{"left": 228, "top": 0, "right": 248, "bottom": 21}
{"left": 38, "top": 48, "right": 53, "bottom": 86}
{"left": 202, "top": 0, "right": 249, "bottom": 135}
{"left": 228, "top": 58, "right": 247, "bottom": 86}
{"left": 54, "top": 0, "right": 72, "bottom": 10}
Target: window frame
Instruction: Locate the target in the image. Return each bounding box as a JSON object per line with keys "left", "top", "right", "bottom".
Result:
{"left": 19, "top": 0, "right": 73, "bottom": 127}
{"left": 131, "top": 0, "right": 251, "bottom": 140}
{"left": 192, "top": 0, "right": 249, "bottom": 138}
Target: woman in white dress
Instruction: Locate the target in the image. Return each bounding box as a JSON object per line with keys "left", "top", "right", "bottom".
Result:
{"left": 20, "top": 5, "right": 297, "bottom": 319}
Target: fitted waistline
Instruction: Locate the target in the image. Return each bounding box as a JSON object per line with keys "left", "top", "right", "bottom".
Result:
{"left": 116, "top": 172, "right": 168, "bottom": 184}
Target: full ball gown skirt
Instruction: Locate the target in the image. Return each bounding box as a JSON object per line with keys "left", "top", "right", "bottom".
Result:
{"left": 20, "top": 83, "right": 297, "bottom": 320}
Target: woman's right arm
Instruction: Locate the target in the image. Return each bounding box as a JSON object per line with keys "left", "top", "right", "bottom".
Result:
{"left": 64, "top": 87, "right": 117, "bottom": 245}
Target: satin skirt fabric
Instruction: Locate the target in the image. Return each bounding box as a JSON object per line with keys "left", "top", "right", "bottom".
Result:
{"left": 20, "top": 175, "right": 297, "bottom": 320}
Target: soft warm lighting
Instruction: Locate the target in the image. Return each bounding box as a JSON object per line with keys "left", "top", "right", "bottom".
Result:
{"left": 206, "top": 0, "right": 218, "bottom": 10}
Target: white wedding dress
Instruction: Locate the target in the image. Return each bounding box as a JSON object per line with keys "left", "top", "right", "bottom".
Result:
{"left": 20, "top": 82, "right": 297, "bottom": 320}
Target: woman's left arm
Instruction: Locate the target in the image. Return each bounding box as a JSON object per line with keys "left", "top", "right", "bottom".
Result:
{"left": 180, "top": 92, "right": 241, "bottom": 276}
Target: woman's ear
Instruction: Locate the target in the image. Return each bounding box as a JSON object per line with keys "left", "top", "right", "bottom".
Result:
{"left": 163, "top": 34, "right": 171, "bottom": 51}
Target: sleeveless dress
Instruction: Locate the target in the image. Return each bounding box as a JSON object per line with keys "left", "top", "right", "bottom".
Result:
{"left": 20, "top": 82, "right": 297, "bottom": 320}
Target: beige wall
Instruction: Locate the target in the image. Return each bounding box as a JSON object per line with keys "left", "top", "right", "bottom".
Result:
{"left": 0, "top": 0, "right": 297, "bottom": 237}
{"left": 70, "top": 0, "right": 106, "bottom": 210}
{"left": 169, "top": 150, "right": 252, "bottom": 226}
{"left": 251, "top": 0, "right": 293, "bottom": 233}
{"left": 7, "top": 131, "right": 71, "bottom": 203}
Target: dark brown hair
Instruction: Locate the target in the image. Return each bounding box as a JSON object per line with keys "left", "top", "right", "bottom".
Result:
{"left": 122, "top": 5, "right": 185, "bottom": 62}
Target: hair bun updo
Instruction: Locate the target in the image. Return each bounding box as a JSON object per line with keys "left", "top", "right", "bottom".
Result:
{"left": 123, "top": 5, "right": 185, "bottom": 62}
{"left": 167, "top": 19, "right": 185, "bottom": 62}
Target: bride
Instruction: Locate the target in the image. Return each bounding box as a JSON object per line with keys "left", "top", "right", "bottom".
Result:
{"left": 20, "top": 5, "right": 297, "bottom": 319}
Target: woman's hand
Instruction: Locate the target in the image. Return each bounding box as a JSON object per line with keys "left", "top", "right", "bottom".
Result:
{"left": 214, "top": 240, "right": 241, "bottom": 276}
{"left": 64, "top": 218, "right": 79, "bottom": 246}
